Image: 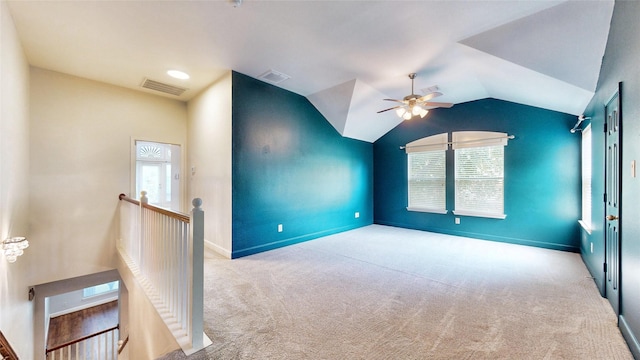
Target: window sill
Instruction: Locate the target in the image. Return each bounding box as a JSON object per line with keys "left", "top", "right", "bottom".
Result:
{"left": 406, "top": 207, "right": 448, "bottom": 215}
{"left": 578, "top": 220, "right": 592, "bottom": 235}
{"left": 453, "top": 210, "right": 506, "bottom": 219}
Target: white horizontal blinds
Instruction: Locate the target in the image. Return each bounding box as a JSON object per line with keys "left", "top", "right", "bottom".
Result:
{"left": 408, "top": 151, "right": 446, "bottom": 212}
{"left": 582, "top": 124, "right": 592, "bottom": 229}
{"left": 406, "top": 133, "right": 447, "bottom": 213}
{"left": 453, "top": 131, "right": 508, "bottom": 219}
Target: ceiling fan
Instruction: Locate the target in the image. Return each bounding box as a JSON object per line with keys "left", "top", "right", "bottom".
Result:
{"left": 378, "top": 73, "right": 453, "bottom": 120}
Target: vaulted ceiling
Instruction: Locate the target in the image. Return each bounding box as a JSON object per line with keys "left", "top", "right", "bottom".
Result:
{"left": 6, "top": 0, "right": 613, "bottom": 142}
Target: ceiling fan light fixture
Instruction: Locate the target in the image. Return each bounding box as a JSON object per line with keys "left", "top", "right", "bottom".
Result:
{"left": 378, "top": 73, "right": 453, "bottom": 118}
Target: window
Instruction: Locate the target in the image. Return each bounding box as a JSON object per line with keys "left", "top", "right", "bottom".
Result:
{"left": 452, "top": 131, "right": 507, "bottom": 219}
{"left": 134, "top": 141, "right": 181, "bottom": 211}
{"left": 581, "top": 124, "right": 592, "bottom": 231}
{"left": 406, "top": 131, "right": 509, "bottom": 219}
{"left": 83, "top": 281, "right": 119, "bottom": 298}
{"left": 406, "top": 133, "right": 448, "bottom": 214}
{"left": 408, "top": 151, "right": 446, "bottom": 212}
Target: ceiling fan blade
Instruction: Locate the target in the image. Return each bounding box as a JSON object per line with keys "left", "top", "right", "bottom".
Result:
{"left": 423, "top": 101, "right": 454, "bottom": 108}
{"left": 418, "top": 92, "right": 443, "bottom": 102}
{"left": 377, "top": 105, "right": 403, "bottom": 113}
{"left": 383, "top": 98, "right": 405, "bottom": 104}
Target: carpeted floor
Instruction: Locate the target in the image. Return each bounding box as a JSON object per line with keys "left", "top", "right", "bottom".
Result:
{"left": 159, "top": 225, "right": 633, "bottom": 359}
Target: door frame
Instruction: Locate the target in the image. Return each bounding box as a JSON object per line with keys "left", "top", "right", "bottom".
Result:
{"left": 603, "top": 82, "right": 623, "bottom": 316}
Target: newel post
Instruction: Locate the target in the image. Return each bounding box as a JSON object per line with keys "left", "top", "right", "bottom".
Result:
{"left": 140, "top": 190, "right": 148, "bottom": 204}
{"left": 190, "top": 198, "right": 204, "bottom": 349}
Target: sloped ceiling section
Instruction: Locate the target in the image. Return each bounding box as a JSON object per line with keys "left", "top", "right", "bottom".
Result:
{"left": 460, "top": 1, "right": 612, "bottom": 92}
{"left": 459, "top": 0, "right": 614, "bottom": 115}
{"left": 308, "top": 79, "right": 402, "bottom": 143}
{"left": 308, "top": 1, "right": 613, "bottom": 143}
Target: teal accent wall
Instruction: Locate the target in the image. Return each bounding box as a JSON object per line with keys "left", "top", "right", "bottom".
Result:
{"left": 582, "top": 1, "right": 640, "bottom": 357}
{"left": 374, "top": 98, "right": 581, "bottom": 252}
{"left": 231, "top": 72, "right": 373, "bottom": 258}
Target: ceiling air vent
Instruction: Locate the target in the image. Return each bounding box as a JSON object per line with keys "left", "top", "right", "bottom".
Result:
{"left": 258, "top": 69, "right": 291, "bottom": 85}
{"left": 141, "top": 78, "right": 188, "bottom": 96}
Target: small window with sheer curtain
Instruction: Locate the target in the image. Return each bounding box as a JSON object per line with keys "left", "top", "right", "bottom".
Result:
{"left": 453, "top": 131, "right": 508, "bottom": 219}
{"left": 406, "top": 133, "right": 448, "bottom": 214}
{"left": 581, "top": 124, "right": 592, "bottom": 231}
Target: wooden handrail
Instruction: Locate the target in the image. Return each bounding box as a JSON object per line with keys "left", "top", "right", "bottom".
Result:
{"left": 46, "top": 324, "right": 119, "bottom": 354}
{"left": 119, "top": 193, "right": 139, "bottom": 205}
{"left": 118, "top": 194, "right": 190, "bottom": 223}
{"left": 117, "top": 335, "right": 129, "bottom": 355}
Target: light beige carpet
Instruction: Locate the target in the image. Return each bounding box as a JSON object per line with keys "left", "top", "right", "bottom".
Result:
{"left": 159, "top": 225, "right": 632, "bottom": 359}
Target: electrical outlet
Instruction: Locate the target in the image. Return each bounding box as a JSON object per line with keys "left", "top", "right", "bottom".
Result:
{"left": 355, "top": 212, "right": 360, "bottom": 218}
{"left": 278, "top": 224, "right": 283, "bottom": 233}
{"left": 455, "top": 217, "right": 460, "bottom": 225}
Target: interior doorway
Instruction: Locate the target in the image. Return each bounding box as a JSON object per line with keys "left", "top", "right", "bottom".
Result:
{"left": 604, "top": 84, "right": 622, "bottom": 316}
{"left": 134, "top": 140, "right": 181, "bottom": 211}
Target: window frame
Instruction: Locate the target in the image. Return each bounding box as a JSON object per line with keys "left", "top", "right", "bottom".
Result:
{"left": 451, "top": 131, "right": 508, "bottom": 219}
{"left": 82, "top": 280, "right": 119, "bottom": 299}
{"left": 407, "top": 150, "right": 447, "bottom": 214}
{"left": 580, "top": 124, "right": 592, "bottom": 233}
{"left": 405, "top": 133, "right": 448, "bottom": 214}
{"left": 405, "top": 131, "right": 509, "bottom": 219}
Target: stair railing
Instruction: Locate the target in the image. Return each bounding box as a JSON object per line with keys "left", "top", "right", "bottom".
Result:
{"left": 117, "top": 193, "right": 208, "bottom": 355}
{"left": 46, "top": 325, "right": 118, "bottom": 360}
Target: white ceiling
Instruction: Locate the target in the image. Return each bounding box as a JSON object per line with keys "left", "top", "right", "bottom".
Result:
{"left": 6, "top": 0, "right": 614, "bottom": 142}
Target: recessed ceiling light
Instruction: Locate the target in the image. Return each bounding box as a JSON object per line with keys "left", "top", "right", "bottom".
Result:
{"left": 167, "top": 70, "right": 190, "bottom": 80}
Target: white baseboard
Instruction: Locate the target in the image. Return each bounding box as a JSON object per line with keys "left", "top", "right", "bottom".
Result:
{"left": 204, "top": 239, "right": 231, "bottom": 259}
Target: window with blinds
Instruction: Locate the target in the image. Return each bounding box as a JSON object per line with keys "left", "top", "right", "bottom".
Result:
{"left": 405, "top": 131, "right": 509, "bottom": 218}
{"left": 581, "top": 124, "right": 592, "bottom": 230}
{"left": 406, "top": 133, "right": 448, "bottom": 214}
{"left": 452, "top": 131, "right": 507, "bottom": 219}
{"left": 408, "top": 150, "right": 446, "bottom": 213}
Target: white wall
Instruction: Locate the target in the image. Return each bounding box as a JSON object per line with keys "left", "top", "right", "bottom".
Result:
{"left": 0, "top": 1, "right": 33, "bottom": 358}
{"left": 187, "top": 72, "right": 233, "bottom": 257}
{"left": 28, "top": 68, "right": 188, "bottom": 285}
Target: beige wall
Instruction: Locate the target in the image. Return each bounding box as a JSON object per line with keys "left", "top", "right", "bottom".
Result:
{"left": 116, "top": 255, "right": 180, "bottom": 359}
{"left": 0, "top": 1, "right": 33, "bottom": 358}
{"left": 29, "top": 68, "right": 188, "bottom": 285}
{"left": 187, "top": 72, "right": 233, "bottom": 257}
{"left": 3, "top": 4, "right": 231, "bottom": 355}
{"left": 27, "top": 68, "right": 188, "bottom": 357}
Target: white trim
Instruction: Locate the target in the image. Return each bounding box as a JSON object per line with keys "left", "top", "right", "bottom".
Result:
{"left": 453, "top": 210, "right": 506, "bottom": 219}
{"left": 578, "top": 220, "right": 592, "bottom": 235}
{"left": 406, "top": 207, "right": 448, "bottom": 214}
{"left": 205, "top": 239, "right": 231, "bottom": 259}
